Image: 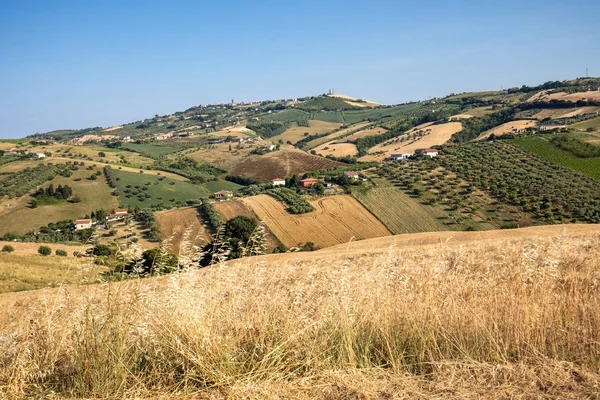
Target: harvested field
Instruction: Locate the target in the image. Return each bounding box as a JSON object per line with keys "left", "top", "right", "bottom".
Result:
{"left": 271, "top": 120, "right": 342, "bottom": 144}
{"left": 361, "top": 122, "right": 461, "bottom": 161}
{"left": 0, "top": 160, "right": 38, "bottom": 173}
{"left": 242, "top": 194, "right": 390, "bottom": 248}
{"left": 232, "top": 148, "right": 343, "bottom": 181}
{"left": 313, "top": 142, "right": 358, "bottom": 158}
{"left": 102, "top": 126, "right": 122, "bottom": 132}
{"left": 156, "top": 207, "right": 211, "bottom": 253}
{"left": 476, "top": 120, "right": 537, "bottom": 140}
{"left": 186, "top": 142, "right": 260, "bottom": 171}
{"left": 0, "top": 142, "right": 15, "bottom": 151}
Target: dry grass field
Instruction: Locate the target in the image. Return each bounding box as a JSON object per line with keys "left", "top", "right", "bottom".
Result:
{"left": 271, "top": 120, "right": 342, "bottom": 144}
{"left": 232, "top": 148, "right": 343, "bottom": 181}
{"left": 476, "top": 120, "right": 537, "bottom": 140}
{"left": 186, "top": 142, "right": 259, "bottom": 171}
{"left": 531, "top": 106, "right": 599, "bottom": 120}
{"left": 449, "top": 106, "right": 494, "bottom": 120}
{"left": 0, "top": 224, "right": 599, "bottom": 398}
{"left": 342, "top": 126, "right": 389, "bottom": 141}
{"left": 313, "top": 142, "right": 358, "bottom": 157}
{"left": 361, "top": 122, "right": 462, "bottom": 161}
{"left": 0, "top": 243, "right": 100, "bottom": 293}
{"left": 328, "top": 93, "right": 382, "bottom": 107}
{"left": 155, "top": 207, "right": 211, "bottom": 253}
{"left": 242, "top": 194, "right": 390, "bottom": 248}
{"left": 530, "top": 89, "right": 600, "bottom": 103}
{"left": 0, "top": 166, "right": 118, "bottom": 236}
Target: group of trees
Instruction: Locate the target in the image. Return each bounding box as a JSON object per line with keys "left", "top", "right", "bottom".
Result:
{"left": 438, "top": 142, "right": 600, "bottom": 223}
{"left": 32, "top": 184, "right": 74, "bottom": 206}
{"left": 156, "top": 157, "right": 224, "bottom": 183}
{"left": 1, "top": 219, "right": 94, "bottom": 244}
{"left": 450, "top": 108, "right": 517, "bottom": 143}
{"left": 135, "top": 209, "right": 161, "bottom": 241}
{"left": 267, "top": 188, "right": 315, "bottom": 214}
{"left": 199, "top": 201, "right": 224, "bottom": 231}
{"left": 0, "top": 164, "right": 64, "bottom": 198}
{"left": 295, "top": 96, "right": 360, "bottom": 112}
{"left": 549, "top": 135, "right": 600, "bottom": 158}
{"left": 246, "top": 121, "right": 288, "bottom": 138}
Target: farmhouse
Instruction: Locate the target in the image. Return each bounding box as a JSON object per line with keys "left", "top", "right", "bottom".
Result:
{"left": 113, "top": 208, "right": 128, "bottom": 216}
{"left": 343, "top": 171, "right": 360, "bottom": 180}
{"left": 390, "top": 153, "right": 412, "bottom": 161}
{"left": 271, "top": 178, "right": 286, "bottom": 187}
{"left": 32, "top": 153, "right": 46, "bottom": 159}
{"left": 214, "top": 190, "right": 234, "bottom": 200}
{"left": 415, "top": 148, "right": 439, "bottom": 158}
{"left": 300, "top": 178, "right": 321, "bottom": 188}
{"left": 73, "top": 219, "right": 92, "bottom": 230}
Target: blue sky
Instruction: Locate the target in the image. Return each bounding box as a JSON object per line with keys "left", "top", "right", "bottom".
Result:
{"left": 1, "top": 0, "right": 599, "bottom": 138}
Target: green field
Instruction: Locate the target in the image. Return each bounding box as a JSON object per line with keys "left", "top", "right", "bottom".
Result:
{"left": 113, "top": 169, "right": 208, "bottom": 208}
{"left": 514, "top": 136, "right": 600, "bottom": 180}
{"left": 204, "top": 179, "right": 243, "bottom": 193}
{"left": 121, "top": 143, "right": 187, "bottom": 157}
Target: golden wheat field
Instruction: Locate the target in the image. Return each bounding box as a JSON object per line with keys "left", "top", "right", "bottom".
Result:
{"left": 242, "top": 194, "right": 390, "bottom": 248}
{"left": 0, "top": 225, "right": 599, "bottom": 398}
{"left": 155, "top": 207, "right": 212, "bottom": 253}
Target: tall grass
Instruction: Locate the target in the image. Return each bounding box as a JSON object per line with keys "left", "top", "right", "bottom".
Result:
{"left": 1, "top": 232, "right": 600, "bottom": 398}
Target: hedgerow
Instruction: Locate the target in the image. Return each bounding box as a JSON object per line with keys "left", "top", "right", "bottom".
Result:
{"left": 267, "top": 188, "right": 314, "bottom": 214}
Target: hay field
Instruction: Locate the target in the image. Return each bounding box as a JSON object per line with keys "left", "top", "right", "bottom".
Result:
{"left": 1, "top": 225, "right": 600, "bottom": 398}
{"left": 532, "top": 106, "right": 599, "bottom": 120}
{"left": 476, "top": 120, "right": 537, "bottom": 140}
{"left": 0, "top": 142, "right": 15, "bottom": 151}
{"left": 232, "top": 148, "right": 343, "bottom": 181}
{"left": 361, "top": 122, "right": 461, "bottom": 161}
{"left": 271, "top": 120, "right": 342, "bottom": 144}
{"left": 0, "top": 166, "right": 118, "bottom": 236}
{"left": 155, "top": 207, "right": 211, "bottom": 253}
{"left": 242, "top": 194, "right": 390, "bottom": 248}
{"left": 313, "top": 142, "right": 358, "bottom": 157}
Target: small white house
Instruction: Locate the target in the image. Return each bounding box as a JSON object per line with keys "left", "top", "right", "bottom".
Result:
{"left": 390, "top": 153, "right": 412, "bottom": 160}
{"left": 271, "top": 178, "right": 286, "bottom": 187}
{"left": 268, "top": 145, "right": 277, "bottom": 151}
{"left": 415, "top": 148, "right": 439, "bottom": 158}
{"left": 73, "top": 219, "right": 93, "bottom": 230}
{"left": 32, "top": 153, "right": 46, "bottom": 159}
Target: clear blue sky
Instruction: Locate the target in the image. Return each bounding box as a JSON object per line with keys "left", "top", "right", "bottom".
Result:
{"left": 1, "top": 0, "right": 598, "bottom": 138}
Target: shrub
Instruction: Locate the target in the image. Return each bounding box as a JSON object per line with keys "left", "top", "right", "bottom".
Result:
{"left": 38, "top": 246, "right": 52, "bottom": 256}
{"left": 55, "top": 249, "right": 68, "bottom": 256}
{"left": 1, "top": 245, "right": 14, "bottom": 253}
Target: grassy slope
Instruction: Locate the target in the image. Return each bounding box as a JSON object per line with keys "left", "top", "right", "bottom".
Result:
{"left": 351, "top": 184, "right": 451, "bottom": 234}
{"left": 1, "top": 225, "right": 599, "bottom": 398}
{"left": 0, "top": 166, "right": 118, "bottom": 236}
{"left": 514, "top": 135, "right": 600, "bottom": 180}
{"left": 0, "top": 244, "right": 102, "bottom": 293}
{"left": 113, "top": 169, "right": 208, "bottom": 208}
